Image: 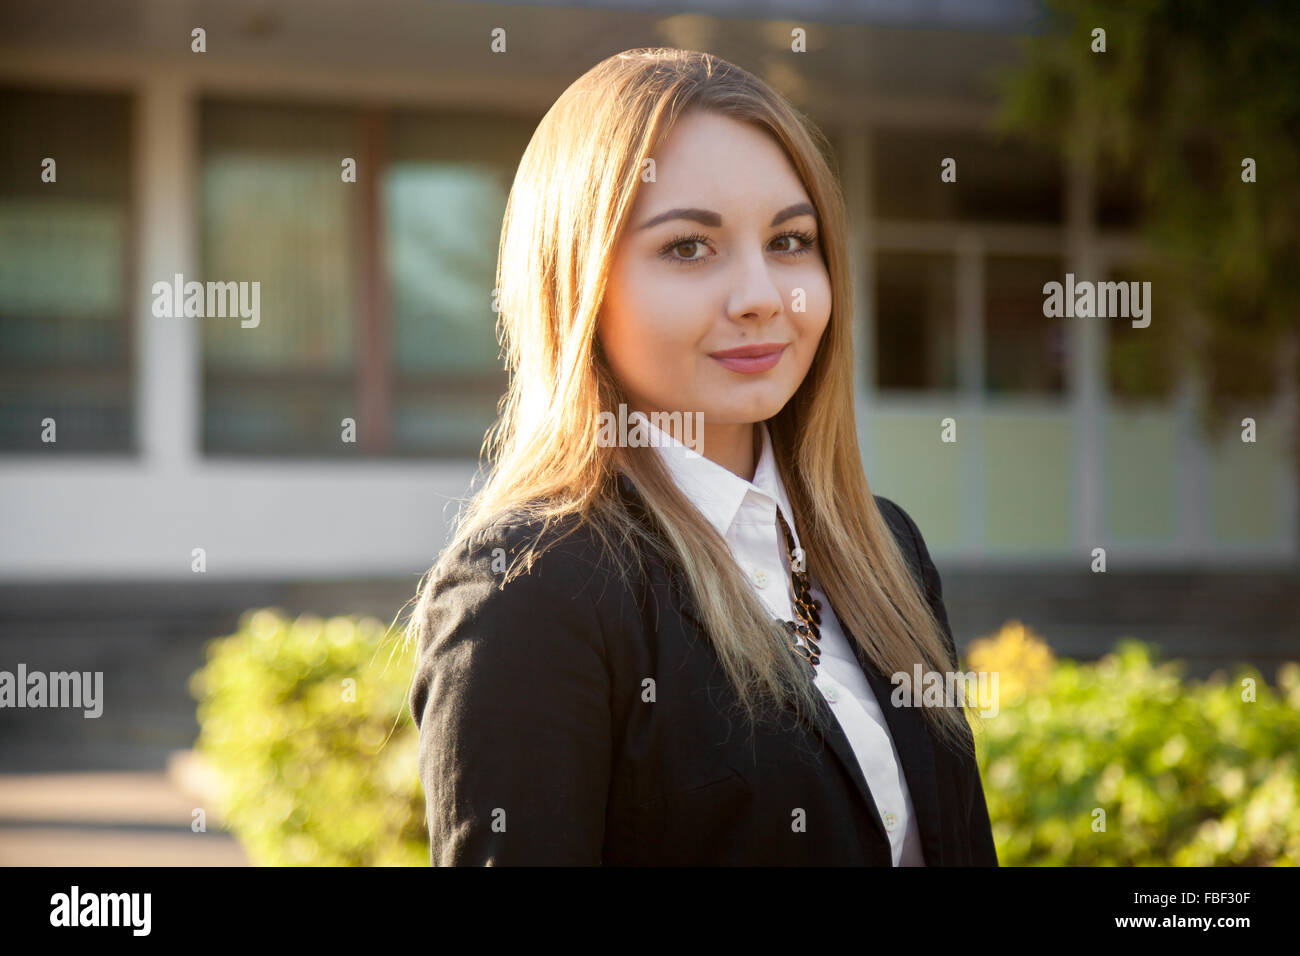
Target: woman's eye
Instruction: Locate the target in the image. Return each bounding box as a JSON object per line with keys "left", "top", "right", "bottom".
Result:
{"left": 658, "top": 230, "right": 817, "bottom": 266}
{"left": 772, "top": 231, "right": 817, "bottom": 255}
{"left": 658, "top": 234, "right": 711, "bottom": 265}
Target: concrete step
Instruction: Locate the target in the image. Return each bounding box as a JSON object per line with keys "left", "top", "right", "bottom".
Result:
{"left": 0, "top": 750, "right": 249, "bottom": 866}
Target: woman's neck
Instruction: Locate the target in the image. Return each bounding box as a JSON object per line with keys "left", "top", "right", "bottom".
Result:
{"left": 696, "top": 420, "right": 760, "bottom": 482}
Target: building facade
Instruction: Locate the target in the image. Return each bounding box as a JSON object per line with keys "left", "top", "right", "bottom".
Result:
{"left": 2, "top": 0, "right": 1295, "bottom": 590}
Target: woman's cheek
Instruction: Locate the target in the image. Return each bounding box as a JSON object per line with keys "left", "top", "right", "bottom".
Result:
{"left": 799, "top": 292, "right": 832, "bottom": 346}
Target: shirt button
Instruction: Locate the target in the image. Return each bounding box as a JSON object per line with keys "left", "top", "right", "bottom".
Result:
{"left": 883, "top": 811, "right": 899, "bottom": 832}
{"left": 751, "top": 568, "right": 769, "bottom": 588}
{"left": 823, "top": 686, "right": 839, "bottom": 703}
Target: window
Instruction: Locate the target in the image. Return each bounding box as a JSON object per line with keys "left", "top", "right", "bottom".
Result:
{"left": 1096, "top": 153, "right": 1144, "bottom": 229}
{"left": 984, "top": 254, "right": 1068, "bottom": 395}
{"left": 874, "top": 251, "right": 958, "bottom": 390}
{"left": 385, "top": 112, "right": 525, "bottom": 456}
{"left": 1105, "top": 262, "right": 1177, "bottom": 402}
{"left": 872, "top": 127, "right": 1063, "bottom": 224}
{"left": 199, "top": 99, "right": 529, "bottom": 457}
{"left": 0, "top": 88, "right": 133, "bottom": 453}
{"left": 201, "top": 101, "right": 359, "bottom": 456}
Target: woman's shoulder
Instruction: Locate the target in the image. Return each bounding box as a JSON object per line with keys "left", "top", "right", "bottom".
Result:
{"left": 411, "top": 510, "right": 626, "bottom": 692}
{"left": 872, "top": 494, "right": 936, "bottom": 589}
{"left": 872, "top": 494, "right": 917, "bottom": 549}
{"left": 433, "top": 506, "right": 631, "bottom": 612}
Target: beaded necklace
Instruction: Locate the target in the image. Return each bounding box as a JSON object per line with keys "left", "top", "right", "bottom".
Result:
{"left": 773, "top": 506, "right": 823, "bottom": 668}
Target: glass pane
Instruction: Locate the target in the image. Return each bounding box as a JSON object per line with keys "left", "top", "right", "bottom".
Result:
{"left": 203, "top": 377, "right": 356, "bottom": 457}
{"left": 866, "top": 411, "right": 964, "bottom": 548}
{"left": 385, "top": 112, "right": 530, "bottom": 455}
{"left": 1105, "top": 262, "right": 1176, "bottom": 402}
{"left": 200, "top": 100, "right": 360, "bottom": 454}
{"left": 1096, "top": 153, "right": 1143, "bottom": 228}
{"left": 984, "top": 254, "right": 1067, "bottom": 395}
{"left": 386, "top": 163, "right": 505, "bottom": 376}
{"left": 1210, "top": 406, "right": 1291, "bottom": 545}
{"left": 983, "top": 412, "right": 1074, "bottom": 550}
{"left": 391, "top": 384, "right": 508, "bottom": 459}
{"left": 1106, "top": 406, "right": 1179, "bottom": 542}
{"left": 873, "top": 127, "right": 1063, "bottom": 223}
{"left": 874, "top": 251, "right": 958, "bottom": 390}
{"left": 0, "top": 88, "right": 132, "bottom": 453}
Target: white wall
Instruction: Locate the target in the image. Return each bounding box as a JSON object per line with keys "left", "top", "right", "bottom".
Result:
{"left": 0, "top": 459, "right": 478, "bottom": 579}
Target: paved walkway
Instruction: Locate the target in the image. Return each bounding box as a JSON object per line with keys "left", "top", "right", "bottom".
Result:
{"left": 0, "top": 751, "right": 249, "bottom": 866}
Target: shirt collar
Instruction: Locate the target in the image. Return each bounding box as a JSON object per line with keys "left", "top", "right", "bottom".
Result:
{"left": 638, "top": 413, "right": 799, "bottom": 547}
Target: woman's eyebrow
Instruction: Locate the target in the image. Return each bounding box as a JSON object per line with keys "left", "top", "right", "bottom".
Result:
{"left": 635, "top": 201, "right": 816, "bottom": 231}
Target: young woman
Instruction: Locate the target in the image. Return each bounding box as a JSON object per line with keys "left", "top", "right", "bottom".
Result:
{"left": 406, "top": 47, "right": 997, "bottom": 866}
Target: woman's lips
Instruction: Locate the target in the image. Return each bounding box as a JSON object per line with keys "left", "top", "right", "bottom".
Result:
{"left": 709, "top": 343, "right": 788, "bottom": 374}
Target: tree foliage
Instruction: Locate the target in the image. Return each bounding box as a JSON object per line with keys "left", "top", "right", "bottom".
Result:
{"left": 995, "top": 0, "right": 1299, "bottom": 441}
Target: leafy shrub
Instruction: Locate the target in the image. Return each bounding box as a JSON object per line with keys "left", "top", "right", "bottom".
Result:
{"left": 191, "top": 608, "right": 1299, "bottom": 865}
{"left": 190, "top": 608, "right": 427, "bottom": 865}
{"left": 967, "top": 621, "right": 1300, "bottom": 865}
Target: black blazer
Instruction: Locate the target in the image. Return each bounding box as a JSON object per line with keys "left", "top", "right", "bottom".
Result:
{"left": 410, "top": 474, "right": 998, "bottom": 865}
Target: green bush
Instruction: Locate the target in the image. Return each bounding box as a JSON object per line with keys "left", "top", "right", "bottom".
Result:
{"left": 189, "top": 608, "right": 427, "bottom": 865}
{"left": 192, "top": 608, "right": 1299, "bottom": 865}
{"left": 968, "top": 623, "right": 1300, "bottom": 865}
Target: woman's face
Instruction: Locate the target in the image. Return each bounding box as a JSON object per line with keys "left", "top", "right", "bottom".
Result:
{"left": 597, "top": 109, "right": 832, "bottom": 441}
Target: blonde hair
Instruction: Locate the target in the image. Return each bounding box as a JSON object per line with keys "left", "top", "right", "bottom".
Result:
{"left": 403, "top": 47, "right": 975, "bottom": 757}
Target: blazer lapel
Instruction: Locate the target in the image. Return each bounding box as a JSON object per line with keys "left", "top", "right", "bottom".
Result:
{"left": 804, "top": 672, "right": 895, "bottom": 850}
{"left": 616, "top": 473, "right": 949, "bottom": 863}
{"left": 613, "top": 476, "right": 899, "bottom": 853}
{"left": 665, "top": 561, "right": 896, "bottom": 851}
{"left": 843, "top": 624, "right": 945, "bottom": 867}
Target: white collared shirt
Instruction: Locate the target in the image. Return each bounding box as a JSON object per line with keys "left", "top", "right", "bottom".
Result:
{"left": 639, "top": 415, "right": 925, "bottom": 866}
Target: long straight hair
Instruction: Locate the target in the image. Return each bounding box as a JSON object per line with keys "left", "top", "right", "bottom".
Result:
{"left": 404, "top": 47, "right": 974, "bottom": 756}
